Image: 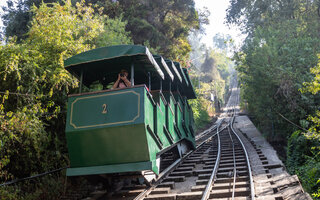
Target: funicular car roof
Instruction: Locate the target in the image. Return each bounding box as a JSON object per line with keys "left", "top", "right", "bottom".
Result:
{"left": 173, "top": 62, "right": 189, "bottom": 87}
{"left": 64, "top": 45, "right": 164, "bottom": 86}
{"left": 153, "top": 55, "right": 174, "bottom": 81}
{"left": 173, "top": 61, "right": 197, "bottom": 99}
{"left": 182, "top": 68, "right": 196, "bottom": 99}
{"left": 165, "top": 59, "right": 182, "bottom": 83}
{"left": 64, "top": 45, "right": 196, "bottom": 99}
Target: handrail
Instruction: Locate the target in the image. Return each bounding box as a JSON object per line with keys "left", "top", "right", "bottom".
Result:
{"left": 146, "top": 90, "right": 157, "bottom": 107}
{"left": 68, "top": 84, "right": 147, "bottom": 97}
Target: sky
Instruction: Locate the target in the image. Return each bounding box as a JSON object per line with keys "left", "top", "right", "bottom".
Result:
{"left": 0, "top": 0, "right": 6, "bottom": 29}
{"left": 194, "top": 0, "right": 245, "bottom": 48}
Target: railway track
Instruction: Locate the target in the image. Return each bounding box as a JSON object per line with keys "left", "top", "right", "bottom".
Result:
{"left": 78, "top": 83, "right": 311, "bottom": 200}
{"left": 125, "top": 88, "right": 253, "bottom": 199}
{"left": 83, "top": 85, "right": 255, "bottom": 200}
{"left": 128, "top": 124, "right": 254, "bottom": 200}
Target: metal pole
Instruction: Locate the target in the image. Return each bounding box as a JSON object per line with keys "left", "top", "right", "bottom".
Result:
{"left": 79, "top": 70, "right": 83, "bottom": 93}
{"left": 160, "top": 79, "right": 162, "bottom": 92}
{"left": 148, "top": 72, "right": 151, "bottom": 90}
{"left": 131, "top": 63, "right": 134, "bottom": 86}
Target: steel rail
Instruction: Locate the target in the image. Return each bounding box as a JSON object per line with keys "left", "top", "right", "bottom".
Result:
{"left": 133, "top": 153, "right": 189, "bottom": 200}
{"left": 200, "top": 120, "right": 223, "bottom": 200}
{"left": 230, "top": 91, "right": 238, "bottom": 199}
{"left": 227, "top": 126, "right": 237, "bottom": 200}
{"left": 195, "top": 124, "right": 218, "bottom": 141}
{"left": 195, "top": 125, "right": 218, "bottom": 143}
{"left": 230, "top": 116, "right": 255, "bottom": 200}
{"left": 134, "top": 120, "right": 226, "bottom": 200}
{"left": 200, "top": 81, "right": 240, "bottom": 200}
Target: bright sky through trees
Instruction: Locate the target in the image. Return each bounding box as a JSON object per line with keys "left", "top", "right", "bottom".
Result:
{"left": 194, "top": 0, "right": 244, "bottom": 47}
{"left": 0, "top": 1, "right": 5, "bottom": 28}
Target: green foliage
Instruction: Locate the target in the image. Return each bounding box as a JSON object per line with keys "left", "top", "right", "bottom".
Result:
{"left": 287, "top": 130, "right": 320, "bottom": 199}
{"left": 0, "top": 107, "right": 49, "bottom": 180}
{"left": 1, "top": 0, "right": 64, "bottom": 41}
{"left": 0, "top": 175, "right": 65, "bottom": 200}
{"left": 299, "top": 159, "right": 320, "bottom": 199}
{"left": 2, "top": 0, "right": 207, "bottom": 69}
{"left": 188, "top": 84, "right": 211, "bottom": 129}
{"left": 299, "top": 57, "right": 320, "bottom": 199}
{"left": 96, "top": 16, "right": 133, "bottom": 47}
{"left": 304, "top": 56, "right": 320, "bottom": 95}
{"left": 199, "top": 49, "right": 231, "bottom": 105}
{"left": 287, "top": 131, "right": 313, "bottom": 174}
{"left": 227, "top": 1, "right": 320, "bottom": 197}
{"left": 230, "top": 2, "right": 320, "bottom": 140}
{"left": 0, "top": 0, "right": 132, "bottom": 197}
{"left": 212, "top": 33, "right": 232, "bottom": 51}
{"left": 96, "top": 0, "right": 208, "bottom": 63}
{"left": 188, "top": 31, "right": 233, "bottom": 130}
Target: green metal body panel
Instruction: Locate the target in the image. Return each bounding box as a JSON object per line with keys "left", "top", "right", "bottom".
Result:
{"left": 66, "top": 85, "right": 195, "bottom": 176}
{"left": 66, "top": 86, "right": 151, "bottom": 175}
{"left": 150, "top": 92, "right": 171, "bottom": 147}
{"left": 67, "top": 161, "right": 152, "bottom": 176}
{"left": 163, "top": 91, "right": 179, "bottom": 142}
{"left": 66, "top": 123, "right": 148, "bottom": 168}
{"left": 173, "top": 92, "right": 186, "bottom": 137}
{"left": 63, "top": 45, "right": 197, "bottom": 177}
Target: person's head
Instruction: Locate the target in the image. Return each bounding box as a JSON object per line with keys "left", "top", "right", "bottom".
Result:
{"left": 120, "top": 69, "right": 129, "bottom": 78}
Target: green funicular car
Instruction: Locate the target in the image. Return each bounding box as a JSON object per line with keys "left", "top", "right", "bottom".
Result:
{"left": 64, "top": 45, "right": 197, "bottom": 182}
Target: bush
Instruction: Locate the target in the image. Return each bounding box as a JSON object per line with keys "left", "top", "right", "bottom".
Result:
{"left": 286, "top": 130, "right": 312, "bottom": 173}
{"left": 0, "top": 0, "right": 133, "bottom": 198}
{"left": 0, "top": 174, "right": 65, "bottom": 200}
{"left": 0, "top": 107, "right": 51, "bottom": 181}
{"left": 287, "top": 130, "right": 320, "bottom": 199}
{"left": 188, "top": 96, "right": 211, "bottom": 130}
{"left": 297, "top": 159, "right": 320, "bottom": 199}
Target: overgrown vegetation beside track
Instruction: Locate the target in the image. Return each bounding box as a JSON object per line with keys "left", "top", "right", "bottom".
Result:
{"left": 226, "top": 0, "right": 320, "bottom": 198}
{"left": 188, "top": 31, "right": 234, "bottom": 130}
{"left": 0, "top": 1, "right": 131, "bottom": 198}
{"left": 0, "top": 0, "right": 212, "bottom": 198}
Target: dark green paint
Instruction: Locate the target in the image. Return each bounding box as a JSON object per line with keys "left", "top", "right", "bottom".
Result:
{"left": 67, "top": 161, "right": 152, "bottom": 176}
{"left": 64, "top": 45, "right": 197, "bottom": 177}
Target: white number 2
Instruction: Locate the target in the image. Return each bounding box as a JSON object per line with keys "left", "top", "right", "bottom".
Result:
{"left": 102, "top": 104, "right": 107, "bottom": 114}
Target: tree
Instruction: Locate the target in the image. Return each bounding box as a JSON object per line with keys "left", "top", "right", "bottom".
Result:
{"left": 188, "top": 30, "right": 206, "bottom": 69}
{"left": 226, "top": 0, "right": 320, "bottom": 197}
{"left": 227, "top": 0, "right": 320, "bottom": 137}
{"left": 104, "top": 0, "right": 208, "bottom": 62}
{"left": 2, "top": 0, "right": 209, "bottom": 63}
{"left": 1, "top": 0, "right": 63, "bottom": 41}
{"left": 0, "top": 1, "right": 131, "bottom": 198}
{"left": 213, "top": 33, "right": 232, "bottom": 51}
